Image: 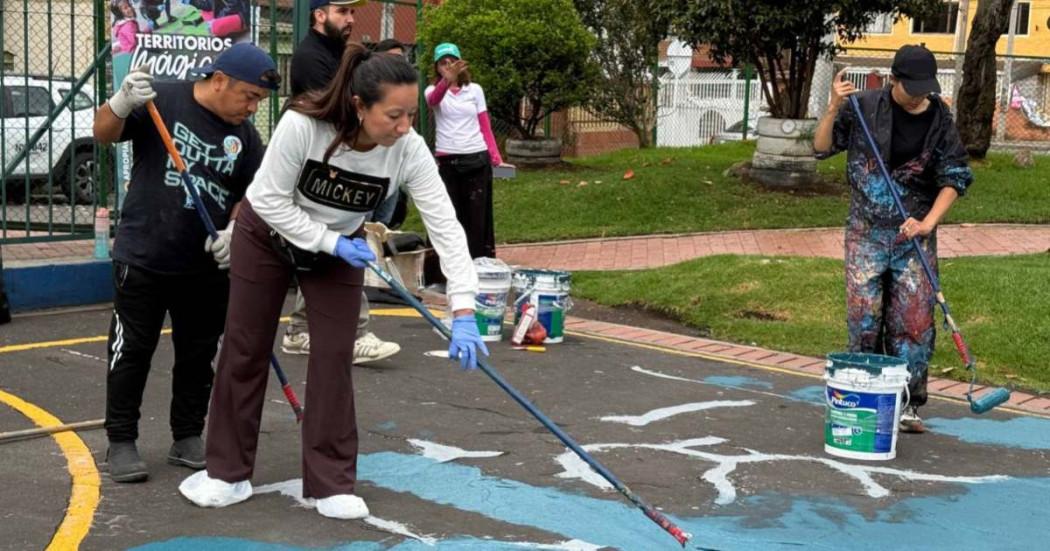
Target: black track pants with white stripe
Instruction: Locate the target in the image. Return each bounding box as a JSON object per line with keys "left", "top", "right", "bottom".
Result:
{"left": 105, "top": 261, "right": 229, "bottom": 442}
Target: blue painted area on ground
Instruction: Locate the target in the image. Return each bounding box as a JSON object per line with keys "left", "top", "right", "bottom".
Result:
{"left": 127, "top": 453, "right": 1049, "bottom": 550}
{"left": 786, "top": 385, "right": 827, "bottom": 405}
{"left": 702, "top": 376, "right": 773, "bottom": 390}
{"left": 3, "top": 260, "right": 111, "bottom": 312}
{"left": 925, "top": 417, "right": 1050, "bottom": 450}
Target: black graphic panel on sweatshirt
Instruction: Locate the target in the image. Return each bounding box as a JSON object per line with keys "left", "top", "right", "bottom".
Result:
{"left": 296, "top": 159, "right": 390, "bottom": 213}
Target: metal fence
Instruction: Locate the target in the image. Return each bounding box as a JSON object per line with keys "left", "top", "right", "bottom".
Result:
{"left": 1, "top": 0, "right": 109, "bottom": 244}
{"left": 654, "top": 46, "right": 1050, "bottom": 151}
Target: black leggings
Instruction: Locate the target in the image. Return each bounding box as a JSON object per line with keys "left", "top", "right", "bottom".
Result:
{"left": 438, "top": 152, "right": 495, "bottom": 259}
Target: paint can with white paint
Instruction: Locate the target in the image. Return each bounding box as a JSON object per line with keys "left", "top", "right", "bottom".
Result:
{"left": 512, "top": 269, "right": 572, "bottom": 343}
{"left": 474, "top": 258, "right": 513, "bottom": 341}
{"left": 824, "top": 352, "right": 910, "bottom": 461}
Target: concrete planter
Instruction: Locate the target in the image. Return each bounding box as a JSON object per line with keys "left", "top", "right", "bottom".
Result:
{"left": 506, "top": 138, "right": 562, "bottom": 166}
{"left": 750, "top": 117, "right": 818, "bottom": 188}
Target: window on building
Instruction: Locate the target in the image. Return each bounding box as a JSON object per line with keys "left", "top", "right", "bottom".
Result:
{"left": 867, "top": 13, "right": 894, "bottom": 34}
{"left": 2, "top": 50, "right": 13, "bottom": 71}
{"left": 1013, "top": 2, "right": 1031, "bottom": 36}
{"left": 912, "top": 2, "right": 959, "bottom": 34}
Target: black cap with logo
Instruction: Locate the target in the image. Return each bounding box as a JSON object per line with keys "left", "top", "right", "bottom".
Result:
{"left": 891, "top": 44, "right": 941, "bottom": 97}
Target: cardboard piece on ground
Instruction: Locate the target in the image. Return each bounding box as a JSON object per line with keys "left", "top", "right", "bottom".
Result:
{"left": 363, "top": 222, "right": 428, "bottom": 294}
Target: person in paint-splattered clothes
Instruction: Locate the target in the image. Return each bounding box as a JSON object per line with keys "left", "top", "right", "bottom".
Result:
{"left": 813, "top": 45, "right": 973, "bottom": 433}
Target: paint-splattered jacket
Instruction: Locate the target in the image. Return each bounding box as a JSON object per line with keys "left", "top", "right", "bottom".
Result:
{"left": 817, "top": 87, "right": 973, "bottom": 228}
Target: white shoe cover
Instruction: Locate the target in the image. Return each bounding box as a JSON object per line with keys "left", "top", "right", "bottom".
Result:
{"left": 315, "top": 493, "right": 369, "bottom": 519}
{"left": 179, "top": 470, "right": 252, "bottom": 508}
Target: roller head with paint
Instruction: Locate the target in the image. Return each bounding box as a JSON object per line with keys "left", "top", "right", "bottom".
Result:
{"left": 970, "top": 387, "right": 1011, "bottom": 414}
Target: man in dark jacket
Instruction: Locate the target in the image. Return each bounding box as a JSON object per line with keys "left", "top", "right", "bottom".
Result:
{"left": 814, "top": 45, "right": 973, "bottom": 434}
{"left": 289, "top": 0, "right": 364, "bottom": 96}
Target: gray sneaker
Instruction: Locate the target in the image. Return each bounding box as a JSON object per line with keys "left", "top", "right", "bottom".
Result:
{"left": 167, "top": 436, "right": 206, "bottom": 470}
{"left": 106, "top": 441, "right": 148, "bottom": 483}
{"left": 281, "top": 332, "right": 310, "bottom": 355}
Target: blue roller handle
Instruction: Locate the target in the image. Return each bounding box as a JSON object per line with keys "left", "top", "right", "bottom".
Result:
{"left": 846, "top": 95, "right": 1009, "bottom": 414}
{"left": 365, "top": 261, "right": 692, "bottom": 547}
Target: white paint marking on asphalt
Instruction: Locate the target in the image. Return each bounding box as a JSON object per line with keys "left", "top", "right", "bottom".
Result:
{"left": 552, "top": 438, "right": 1008, "bottom": 505}
{"left": 408, "top": 438, "right": 504, "bottom": 463}
{"left": 362, "top": 516, "right": 438, "bottom": 546}
{"left": 423, "top": 350, "right": 450, "bottom": 358}
{"left": 600, "top": 401, "right": 755, "bottom": 426}
{"left": 61, "top": 349, "right": 106, "bottom": 363}
{"left": 254, "top": 479, "right": 437, "bottom": 544}
{"left": 630, "top": 365, "right": 799, "bottom": 402}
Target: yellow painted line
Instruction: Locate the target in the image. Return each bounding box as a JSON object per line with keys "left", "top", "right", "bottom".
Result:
{"left": 0, "top": 390, "right": 100, "bottom": 550}
{"left": 566, "top": 329, "right": 1050, "bottom": 420}
{"left": 0, "top": 309, "right": 431, "bottom": 356}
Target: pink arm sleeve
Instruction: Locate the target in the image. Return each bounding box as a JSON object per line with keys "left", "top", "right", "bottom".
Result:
{"left": 426, "top": 79, "right": 450, "bottom": 108}
{"left": 478, "top": 111, "right": 502, "bottom": 166}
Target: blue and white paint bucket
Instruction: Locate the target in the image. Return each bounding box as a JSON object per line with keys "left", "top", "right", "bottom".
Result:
{"left": 824, "top": 352, "right": 910, "bottom": 461}
{"left": 473, "top": 258, "right": 513, "bottom": 342}
{"left": 512, "top": 269, "right": 572, "bottom": 344}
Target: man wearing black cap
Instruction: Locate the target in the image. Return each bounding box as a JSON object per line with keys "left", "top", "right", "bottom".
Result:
{"left": 814, "top": 44, "right": 974, "bottom": 434}
{"left": 282, "top": 0, "right": 402, "bottom": 366}
{"left": 93, "top": 43, "right": 279, "bottom": 482}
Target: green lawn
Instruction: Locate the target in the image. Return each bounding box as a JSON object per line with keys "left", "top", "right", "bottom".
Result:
{"left": 406, "top": 143, "right": 1050, "bottom": 243}
{"left": 571, "top": 253, "right": 1050, "bottom": 393}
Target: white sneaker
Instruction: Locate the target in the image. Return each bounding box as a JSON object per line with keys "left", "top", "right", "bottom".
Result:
{"left": 179, "top": 470, "right": 252, "bottom": 508}
{"left": 899, "top": 406, "right": 926, "bottom": 434}
{"left": 354, "top": 332, "right": 400, "bottom": 364}
{"left": 281, "top": 332, "right": 310, "bottom": 355}
{"left": 316, "top": 493, "right": 370, "bottom": 519}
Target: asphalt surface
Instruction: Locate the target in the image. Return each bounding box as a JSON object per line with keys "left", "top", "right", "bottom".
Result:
{"left": 1, "top": 296, "right": 1048, "bottom": 550}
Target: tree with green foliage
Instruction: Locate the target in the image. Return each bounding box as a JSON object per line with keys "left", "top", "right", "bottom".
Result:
{"left": 419, "top": 0, "right": 597, "bottom": 140}
{"left": 572, "top": 0, "right": 675, "bottom": 147}
{"left": 956, "top": 0, "right": 1015, "bottom": 158}
{"left": 663, "top": 0, "right": 940, "bottom": 119}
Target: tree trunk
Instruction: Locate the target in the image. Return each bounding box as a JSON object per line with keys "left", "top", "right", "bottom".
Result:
{"left": 956, "top": 0, "right": 1014, "bottom": 158}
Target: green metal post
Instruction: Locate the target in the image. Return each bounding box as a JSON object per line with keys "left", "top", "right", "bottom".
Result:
{"left": 95, "top": 0, "right": 111, "bottom": 210}
{"left": 416, "top": 0, "right": 427, "bottom": 141}
{"left": 742, "top": 64, "right": 752, "bottom": 140}
{"left": 293, "top": 0, "right": 310, "bottom": 47}
{"left": 269, "top": 0, "right": 279, "bottom": 133}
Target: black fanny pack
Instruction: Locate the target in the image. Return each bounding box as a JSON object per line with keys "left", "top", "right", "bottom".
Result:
{"left": 440, "top": 151, "right": 489, "bottom": 173}
{"left": 269, "top": 230, "right": 326, "bottom": 272}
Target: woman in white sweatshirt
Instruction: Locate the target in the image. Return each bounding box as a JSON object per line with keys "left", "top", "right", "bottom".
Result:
{"left": 179, "top": 43, "right": 486, "bottom": 520}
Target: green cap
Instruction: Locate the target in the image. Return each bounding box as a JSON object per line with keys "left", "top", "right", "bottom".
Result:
{"left": 433, "top": 43, "right": 461, "bottom": 62}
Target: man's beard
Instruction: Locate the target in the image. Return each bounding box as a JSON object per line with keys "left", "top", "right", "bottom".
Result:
{"left": 323, "top": 20, "right": 352, "bottom": 42}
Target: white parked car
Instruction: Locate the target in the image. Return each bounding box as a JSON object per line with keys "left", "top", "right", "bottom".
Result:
{"left": 2, "top": 75, "right": 99, "bottom": 204}
{"left": 712, "top": 118, "right": 759, "bottom": 144}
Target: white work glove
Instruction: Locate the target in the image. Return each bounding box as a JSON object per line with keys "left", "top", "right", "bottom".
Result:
{"left": 205, "top": 220, "right": 235, "bottom": 270}
{"left": 109, "top": 71, "right": 156, "bottom": 119}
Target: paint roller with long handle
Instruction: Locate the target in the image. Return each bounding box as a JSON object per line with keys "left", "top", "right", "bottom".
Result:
{"left": 144, "top": 100, "right": 304, "bottom": 423}
{"left": 846, "top": 95, "right": 1010, "bottom": 414}
{"left": 365, "top": 261, "right": 693, "bottom": 548}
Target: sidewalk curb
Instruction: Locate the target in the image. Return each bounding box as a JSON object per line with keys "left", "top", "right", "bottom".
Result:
{"left": 562, "top": 316, "right": 1050, "bottom": 418}
{"left": 2, "top": 259, "right": 112, "bottom": 313}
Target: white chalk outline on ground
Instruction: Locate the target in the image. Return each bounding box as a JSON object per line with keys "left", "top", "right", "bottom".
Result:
{"left": 407, "top": 438, "right": 505, "bottom": 463}
{"left": 599, "top": 401, "right": 755, "bottom": 426}
{"left": 554, "top": 438, "right": 1007, "bottom": 505}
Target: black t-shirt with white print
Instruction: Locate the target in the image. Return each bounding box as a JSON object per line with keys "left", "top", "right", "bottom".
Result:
{"left": 112, "top": 81, "right": 264, "bottom": 275}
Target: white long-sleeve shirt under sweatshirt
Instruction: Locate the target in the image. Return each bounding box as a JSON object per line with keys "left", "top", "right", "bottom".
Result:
{"left": 246, "top": 110, "right": 478, "bottom": 311}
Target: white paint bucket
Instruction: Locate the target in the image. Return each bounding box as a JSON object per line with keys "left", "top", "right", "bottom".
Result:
{"left": 512, "top": 269, "right": 572, "bottom": 343}
{"left": 824, "top": 352, "right": 910, "bottom": 461}
{"left": 473, "top": 258, "right": 512, "bottom": 342}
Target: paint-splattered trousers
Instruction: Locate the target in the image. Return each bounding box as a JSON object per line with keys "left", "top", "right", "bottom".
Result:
{"left": 438, "top": 152, "right": 495, "bottom": 259}
{"left": 205, "top": 202, "right": 363, "bottom": 499}
{"left": 845, "top": 220, "right": 937, "bottom": 407}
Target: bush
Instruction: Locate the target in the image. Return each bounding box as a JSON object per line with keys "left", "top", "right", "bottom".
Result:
{"left": 419, "top": 0, "right": 597, "bottom": 139}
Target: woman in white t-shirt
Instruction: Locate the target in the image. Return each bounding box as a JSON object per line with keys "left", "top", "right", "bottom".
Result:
{"left": 179, "top": 43, "right": 487, "bottom": 520}
{"left": 425, "top": 42, "right": 506, "bottom": 259}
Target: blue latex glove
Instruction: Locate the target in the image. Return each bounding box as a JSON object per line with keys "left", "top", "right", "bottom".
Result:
{"left": 448, "top": 315, "right": 489, "bottom": 370}
{"left": 332, "top": 236, "right": 376, "bottom": 268}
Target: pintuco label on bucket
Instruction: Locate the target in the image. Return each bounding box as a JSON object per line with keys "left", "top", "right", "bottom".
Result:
{"left": 825, "top": 388, "right": 897, "bottom": 453}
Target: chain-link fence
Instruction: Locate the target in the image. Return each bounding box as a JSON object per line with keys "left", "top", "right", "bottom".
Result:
{"left": 1, "top": 0, "right": 109, "bottom": 244}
